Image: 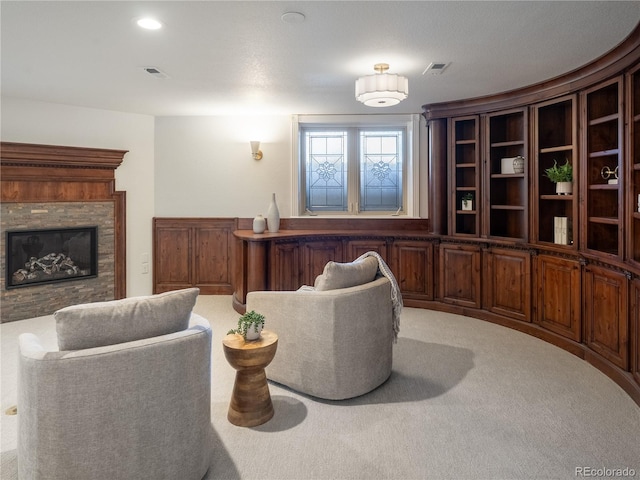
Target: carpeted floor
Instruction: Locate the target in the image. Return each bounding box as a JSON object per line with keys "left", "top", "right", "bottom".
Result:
{"left": 2, "top": 295, "right": 639, "bottom": 479}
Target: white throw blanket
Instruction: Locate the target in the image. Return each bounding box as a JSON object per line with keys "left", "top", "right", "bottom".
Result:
{"left": 355, "top": 251, "right": 403, "bottom": 342}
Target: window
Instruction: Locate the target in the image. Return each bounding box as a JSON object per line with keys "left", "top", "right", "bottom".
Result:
{"left": 294, "top": 115, "right": 419, "bottom": 216}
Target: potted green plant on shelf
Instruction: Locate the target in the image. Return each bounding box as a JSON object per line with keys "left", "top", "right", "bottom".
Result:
{"left": 544, "top": 159, "right": 573, "bottom": 195}
{"left": 461, "top": 192, "right": 474, "bottom": 211}
{"left": 228, "top": 310, "right": 266, "bottom": 341}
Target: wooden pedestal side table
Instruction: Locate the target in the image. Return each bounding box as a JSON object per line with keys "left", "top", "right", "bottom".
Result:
{"left": 222, "top": 330, "right": 278, "bottom": 427}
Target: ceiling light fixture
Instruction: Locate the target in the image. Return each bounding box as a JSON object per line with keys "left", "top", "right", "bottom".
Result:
{"left": 137, "top": 18, "right": 163, "bottom": 30}
{"left": 355, "top": 63, "right": 408, "bottom": 107}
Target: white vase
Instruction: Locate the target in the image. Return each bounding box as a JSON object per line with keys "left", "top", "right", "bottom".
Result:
{"left": 253, "top": 214, "right": 266, "bottom": 233}
{"left": 267, "top": 193, "right": 280, "bottom": 233}
{"left": 244, "top": 324, "right": 263, "bottom": 341}
{"left": 556, "top": 182, "right": 572, "bottom": 195}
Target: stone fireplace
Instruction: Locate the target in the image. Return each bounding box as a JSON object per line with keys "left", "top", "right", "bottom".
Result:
{"left": 1, "top": 142, "right": 127, "bottom": 323}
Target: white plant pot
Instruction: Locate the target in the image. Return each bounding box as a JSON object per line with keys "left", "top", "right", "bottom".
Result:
{"left": 244, "top": 324, "right": 263, "bottom": 341}
{"left": 462, "top": 200, "right": 473, "bottom": 211}
{"left": 556, "top": 182, "right": 572, "bottom": 195}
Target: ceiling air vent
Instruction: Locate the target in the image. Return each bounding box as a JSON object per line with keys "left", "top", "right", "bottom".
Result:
{"left": 142, "top": 67, "right": 168, "bottom": 79}
{"left": 422, "top": 62, "right": 450, "bottom": 75}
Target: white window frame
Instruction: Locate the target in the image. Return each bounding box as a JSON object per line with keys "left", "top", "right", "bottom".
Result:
{"left": 291, "top": 114, "right": 420, "bottom": 217}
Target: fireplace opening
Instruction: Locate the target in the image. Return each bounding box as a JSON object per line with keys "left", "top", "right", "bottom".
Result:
{"left": 6, "top": 227, "right": 98, "bottom": 289}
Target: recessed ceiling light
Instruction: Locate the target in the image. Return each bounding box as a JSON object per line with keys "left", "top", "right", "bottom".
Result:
{"left": 281, "top": 12, "right": 305, "bottom": 24}
{"left": 136, "top": 18, "right": 163, "bottom": 30}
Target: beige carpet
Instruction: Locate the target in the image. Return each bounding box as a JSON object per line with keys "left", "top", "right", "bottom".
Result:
{"left": 2, "top": 295, "right": 640, "bottom": 479}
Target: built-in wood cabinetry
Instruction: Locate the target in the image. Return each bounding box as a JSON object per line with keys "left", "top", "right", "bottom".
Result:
{"left": 485, "top": 108, "right": 528, "bottom": 241}
{"left": 628, "top": 64, "right": 640, "bottom": 266}
{"left": 583, "top": 264, "right": 629, "bottom": 370}
{"left": 439, "top": 243, "right": 482, "bottom": 308}
{"left": 153, "top": 218, "right": 235, "bottom": 295}
{"left": 391, "top": 240, "right": 434, "bottom": 302}
{"left": 449, "top": 116, "right": 480, "bottom": 236}
{"left": 532, "top": 95, "right": 578, "bottom": 247}
{"left": 484, "top": 247, "right": 531, "bottom": 323}
{"left": 423, "top": 25, "right": 640, "bottom": 404}
{"left": 534, "top": 254, "right": 581, "bottom": 342}
{"left": 230, "top": 226, "right": 435, "bottom": 311}
{"left": 581, "top": 77, "right": 624, "bottom": 258}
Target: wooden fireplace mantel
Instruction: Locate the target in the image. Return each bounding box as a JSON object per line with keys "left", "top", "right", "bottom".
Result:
{"left": 1, "top": 141, "right": 128, "bottom": 298}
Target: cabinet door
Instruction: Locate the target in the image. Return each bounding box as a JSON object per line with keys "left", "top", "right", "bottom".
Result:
{"left": 631, "top": 278, "right": 640, "bottom": 385}
{"left": 392, "top": 240, "right": 434, "bottom": 302}
{"left": 302, "top": 240, "right": 344, "bottom": 286}
{"left": 154, "top": 226, "right": 192, "bottom": 293}
{"left": 484, "top": 248, "right": 531, "bottom": 322}
{"left": 346, "top": 238, "right": 388, "bottom": 262}
{"left": 194, "top": 225, "right": 234, "bottom": 293}
{"left": 271, "top": 241, "right": 301, "bottom": 291}
{"left": 534, "top": 255, "right": 581, "bottom": 341}
{"left": 439, "top": 243, "right": 481, "bottom": 308}
{"left": 583, "top": 265, "right": 629, "bottom": 369}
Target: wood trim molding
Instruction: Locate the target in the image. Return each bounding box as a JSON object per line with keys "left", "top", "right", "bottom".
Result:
{"left": 1, "top": 142, "right": 127, "bottom": 170}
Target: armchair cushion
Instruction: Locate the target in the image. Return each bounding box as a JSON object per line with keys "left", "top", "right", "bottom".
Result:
{"left": 55, "top": 288, "right": 199, "bottom": 350}
{"left": 314, "top": 256, "right": 378, "bottom": 291}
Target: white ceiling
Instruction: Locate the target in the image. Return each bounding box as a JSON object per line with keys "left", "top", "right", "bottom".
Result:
{"left": 2, "top": 1, "right": 639, "bottom": 117}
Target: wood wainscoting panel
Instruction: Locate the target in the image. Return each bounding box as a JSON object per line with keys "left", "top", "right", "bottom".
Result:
{"left": 153, "top": 218, "right": 236, "bottom": 295}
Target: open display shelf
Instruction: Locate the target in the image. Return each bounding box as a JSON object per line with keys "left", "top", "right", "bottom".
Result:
{"left": 533, "top": 95, "right": 577, "bottom": 246}
{"left": 485, "top": 109, "right": 528, "bottom": 241}
{"left": 581, "top": 77, "right": 623, "bottom": 257}
{"left": 450, "top": 116, "right": 480, "bottom": 236}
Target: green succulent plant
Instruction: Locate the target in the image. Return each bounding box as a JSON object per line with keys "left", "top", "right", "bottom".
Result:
{"left": 227, "top": 310, "right": 265, "bottom": 340}
{"left": 544, "top": 159, "right": 573, "bottom": 183}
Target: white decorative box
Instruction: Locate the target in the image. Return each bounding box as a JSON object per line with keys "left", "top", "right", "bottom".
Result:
{"left": 500, "top": 157, "right": 516, "bottom": 174}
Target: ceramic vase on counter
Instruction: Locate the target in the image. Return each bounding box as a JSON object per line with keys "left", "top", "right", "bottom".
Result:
{"left": 267, "top": 193, "right": 280, "bottom": 233}
{"left": 253, "top": 214, "right": 266, "bottom": 234}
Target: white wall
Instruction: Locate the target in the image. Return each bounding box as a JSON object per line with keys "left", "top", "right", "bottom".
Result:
{"left": 154, "top": 115, "right": 430, "bottom": 218}
{"left": 1, "top": 97, "right": 155, "bottom": 296}
{"left": 154, "top": 115, "right": 292, "bottom": 218}
{"left": 1, "top": 99, "right": 430, "bottom": 299}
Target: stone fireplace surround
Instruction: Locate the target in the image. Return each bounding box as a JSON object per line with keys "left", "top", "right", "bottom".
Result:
{"left": 1, "top": 142, "right": 127, "bottom": 323}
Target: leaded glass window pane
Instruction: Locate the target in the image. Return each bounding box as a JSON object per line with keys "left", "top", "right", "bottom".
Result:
{"left": 305, "top": 131, "right": 348, "bottom": 211}
{"left": 360, "top": 130, "right": 403, "bottom": 211}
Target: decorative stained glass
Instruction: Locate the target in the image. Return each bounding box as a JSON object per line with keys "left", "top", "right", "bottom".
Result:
{"left": 305, "top": 131, "right": 348, "bottom": 211}
{"left": 360, "top": 131, "right": 403, "bottom": 211}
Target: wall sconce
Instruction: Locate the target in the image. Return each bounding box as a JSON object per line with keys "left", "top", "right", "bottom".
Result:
{"left": 250, "top": 141, "right": 263, "bottom": 160}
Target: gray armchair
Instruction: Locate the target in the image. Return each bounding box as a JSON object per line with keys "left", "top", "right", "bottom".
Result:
{"left": 246, "top": 255, "right": 400, "bottom": 400}
{"left": 17, "top": 288, "right": 212, "bottom": 480}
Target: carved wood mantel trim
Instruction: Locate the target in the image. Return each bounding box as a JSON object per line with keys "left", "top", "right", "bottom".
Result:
{"left": 1, "top": 142, "right": 128, "bottom": 298}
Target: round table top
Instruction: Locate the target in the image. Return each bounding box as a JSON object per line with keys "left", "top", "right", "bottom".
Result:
{"left": 222, "top": 329, "right": 278, "bottom": 351}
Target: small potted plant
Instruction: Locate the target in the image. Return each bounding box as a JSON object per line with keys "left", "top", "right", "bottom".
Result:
{"left": 461, "top": 192, "right": 474, "bottom": 211}
{"left": 544, "top": 159, "right": 573, "bottom": 195}
{"left": 228, "top": 310, "right": 265, "bottom": 341}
